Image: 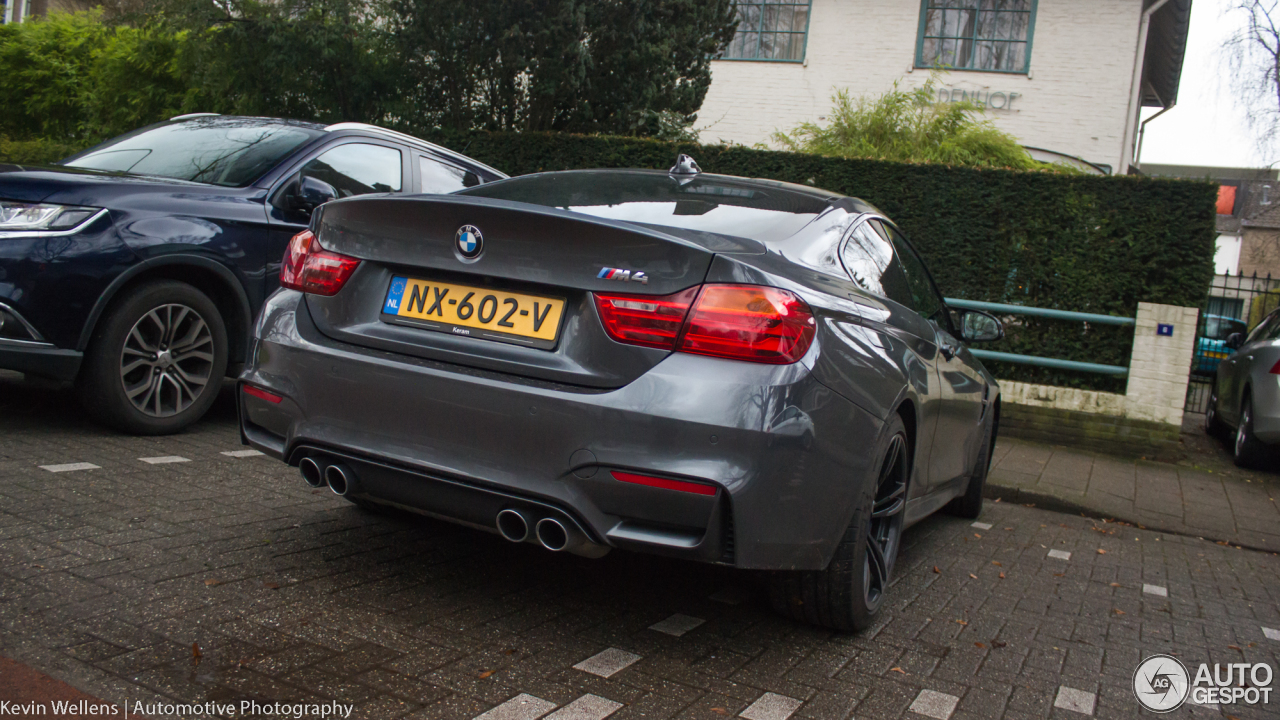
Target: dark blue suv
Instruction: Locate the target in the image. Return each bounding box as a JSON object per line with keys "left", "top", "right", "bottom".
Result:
{"left": 0, "top": 115, "right": 505, "bottom": 433}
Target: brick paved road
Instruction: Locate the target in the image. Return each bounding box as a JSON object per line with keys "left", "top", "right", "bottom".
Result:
{"left": 1, "top": 372, "right": 1279, "bottom": 719}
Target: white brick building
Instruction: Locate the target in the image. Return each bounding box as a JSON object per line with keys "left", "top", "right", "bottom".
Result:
{"left": 697, "top": 0, "right": 1191, "bottom": 175}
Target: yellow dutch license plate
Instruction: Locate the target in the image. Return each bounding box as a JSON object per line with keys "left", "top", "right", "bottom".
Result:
{"left": 381, "top": 276, "right": 565, "bottom": 347}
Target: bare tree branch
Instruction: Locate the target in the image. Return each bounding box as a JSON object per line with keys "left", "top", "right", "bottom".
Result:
{"left": 1223, "top": 0, "right": 1280, "bottom": 162}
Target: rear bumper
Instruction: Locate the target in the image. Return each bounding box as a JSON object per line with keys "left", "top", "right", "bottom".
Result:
{"left": 239, "top": 291, "right": 884, "bottom": 570}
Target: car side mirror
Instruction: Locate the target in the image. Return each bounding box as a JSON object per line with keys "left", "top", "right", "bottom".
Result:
{"left": 960, "top": 310, "right": 1004, "bottom": 343}
{"left": 290, "top": 176, "right": 339, "bottom": 213}
{"left": 1225, "top": 332, "right": 1244, "bottom": 350}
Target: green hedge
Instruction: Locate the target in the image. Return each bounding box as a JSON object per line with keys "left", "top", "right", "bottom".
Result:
{"left": 0, "top": 136, "right": 82, "bottom": 165}
{"left": 416, "top": 129, "right": 1216, "bottom": 392}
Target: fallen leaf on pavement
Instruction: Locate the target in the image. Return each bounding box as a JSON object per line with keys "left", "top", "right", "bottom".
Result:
{"left": 204, "top": 579, "right": 221, "bottom": 586}
{"left": 1114, "top": 609, "right": 1125, "bottom": 615}
{"left": 992, "top": 640, "right": 1007, "bottom": 648}
{"left": 999, "top": 572, "right": 1005, "bottom": 579}
{"left": 711, "top": 709, "right": 728, "bottom": 716}
{"left": 1228, "top": 645, "right": 1241, "bottom": 651}
{"left": 504, "top": 649, "right": 517, "bottom": 655}
{"left": 478, "top": 670, "right": 495, "bottom": 679}
{"left": 191, "top": 642, "right": 202, "bottom": 661}
{"left": 974, "top": 642, "right": 986, "bottom": 648}
{"left": 956, "top": 620, "right": 968, "bottom": 626}
{"left": 991, "top": 561, "right": 1002, "bottom": 566}
{"left": 1097, "top": 549, "right": 1107, "bottom": 554}
{"left": 969, "top": 574, "right": 977, "bottom": 579}
{"left": 890, "top": 667, "right": 907, "bottom": 674}
{"left": 1110, "top": 583, "right": 1121, "bottom": 587}
{"left": 263, "top": 582, "right": 280, "bottom": 590}
{"left": 974, "top": 533, "right": 982, "bottom": 538}
{"left": 933, "top": 566, "right": 940, "bottom": 574}
{"left": 1005, "top": 527, "right": 1014, "bottom": 531}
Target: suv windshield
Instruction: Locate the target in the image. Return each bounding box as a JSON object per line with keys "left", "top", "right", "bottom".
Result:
{"left": 63, "top": 117, "right": 323, "bottom": 186}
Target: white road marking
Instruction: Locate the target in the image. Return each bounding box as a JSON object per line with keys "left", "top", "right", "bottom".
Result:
{"left": 39, "top": 463, "right": 100, "bottom": 473}
{"left": 139, "top": 456, "right": 190, "bottom": 464}
{"left": 221, "top": 449, "right": 264, "bottom": 458}
{"left": 543, "top": 695, "right": 622, "bottom": 720}
{"left": 648, "top": 614, "right": 704, "bottom": 637}
{"left": 1053, "top": 686, "right": 1095, "bottom": 715}
{"left": 573, "top": 648, "right": 640, "bottom": 678}
{"left": 1263, "top": 626, "right": 1280, "bottom": 641}
{"left": 474, "top": 694, "right": 556, "bottom": 720}
{"left": 1048, "top": 549, "right": 1072, "bottom": 561}
{"left": 1142, "top": 584, "right": 1168, "bottom": 597}
{"left": 907, "top": 689, "right": 958, "bottom": 719}
{"left": 971, "top": 522, "right": 993, "bottom": 530}
{"left": 739, "top": 692, "right": 802, "bottom": 720}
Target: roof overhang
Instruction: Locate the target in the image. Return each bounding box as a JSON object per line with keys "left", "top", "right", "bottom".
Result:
{"left": 1141, "top": 0, "right": 1192, "bottom": 108}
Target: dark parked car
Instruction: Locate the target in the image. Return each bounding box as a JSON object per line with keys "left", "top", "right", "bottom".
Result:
{"left": 0, "top": 115, "right": 505, "bottom": 433}
{"left": 239, "top": 159, "right": 1005, "bottom": 630}
{"left": 1206, "top": 307, "right": 1280, "bottom": 468}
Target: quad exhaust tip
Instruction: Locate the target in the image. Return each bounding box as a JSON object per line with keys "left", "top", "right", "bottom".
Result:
{"left": 496, "top": 509, "right": 530, "bottom": 543}
{"left": 299, "top": 457, "right": 324, "bottom": 488}
{"left": 535, "top": 517, "right": 574, "bottom": 552}
{"left": 325, "top": 464, "right": 353, "bottom": 496}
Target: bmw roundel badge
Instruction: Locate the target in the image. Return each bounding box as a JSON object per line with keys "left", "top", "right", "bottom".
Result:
{"left": 455, "top": 225, "right": 483, "bottom": 260}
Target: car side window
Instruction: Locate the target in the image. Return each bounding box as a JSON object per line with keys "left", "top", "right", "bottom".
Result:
{"left": 839, "top": 221, "right": 914, "bottom": 308}
{"left": 1245, "top": 315, "right": 1275, "bottom": 344}
{"left": 300, "top": 143, "right": 402, "bottom": 197}
{"left": 420, "top": 155, "right": 481, "bottom": 193}
{"left": 875, "top": 221, "right": 950, "bottom": 330}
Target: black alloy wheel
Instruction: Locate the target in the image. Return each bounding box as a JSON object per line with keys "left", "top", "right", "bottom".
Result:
{"left": 1205, "top": 384, "right": 1227, "bottom": 439}
{"left": 769, "top": 412, "right": 911, "bottom": 631}
{"left": 1233, "top": 395, "right": 1267, "bottom": 469}
{"left": 78, "top": 281, "right": 228, "bottom": 435}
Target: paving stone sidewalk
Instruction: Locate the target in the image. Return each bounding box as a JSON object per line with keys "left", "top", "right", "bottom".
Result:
{"left": 986, "top": 433, "right": 1280, "bottom": 553}
{"left": 2, "top": 373, "right": 1280, "bottom": 719}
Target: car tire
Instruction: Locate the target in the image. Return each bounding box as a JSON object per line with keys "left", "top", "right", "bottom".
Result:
{"left": 768, "top": 413, "right": 910, "bottom": 631}
{"left": 1205, "top": 384, "right": 1227, "bottom": 439}
{"left": 1233, "top": 395, "right": 1267, "bottom": 469}
{"left": 77, "top": 280, "right": 228, "bottom": 435}
{"left": 945, "top": 423, "right": 992, "bottom": 519}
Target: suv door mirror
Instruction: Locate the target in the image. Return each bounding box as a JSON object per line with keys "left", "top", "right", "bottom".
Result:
{"left": 1225, "top": 332, "right": 1245, "bottom": 350}
{"left": 960, "top": 310, "right": 1004, "bottom": 343}
{"left": 290, "top": 176, "right": 339, "bottom": 213}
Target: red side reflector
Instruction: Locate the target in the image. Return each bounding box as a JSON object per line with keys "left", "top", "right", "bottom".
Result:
{"left": 279, "top": 230, "right": 360, "bottom": 296}
{"left": 611, "top": 470, "right": 717, "bottom": 496}
{"left": 594, "top": 287, "right": 699, "bottom": 350}
{"left": 677, "top": 285, "right": 816, "bottom": 364}
{"left": 242, "top": 385, "right": 283, "bottom": 404}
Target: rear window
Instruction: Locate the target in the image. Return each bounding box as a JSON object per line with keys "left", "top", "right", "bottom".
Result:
{"left": 461, "top": 171, "right": 834, "bottom": 243}
{"left": 64, "top": 118, "right": 323, "bottom": 187}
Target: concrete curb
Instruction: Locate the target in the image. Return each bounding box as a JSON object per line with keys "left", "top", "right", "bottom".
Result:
{"left": 983, "top": 482, "right": 1277, "bottom": 554}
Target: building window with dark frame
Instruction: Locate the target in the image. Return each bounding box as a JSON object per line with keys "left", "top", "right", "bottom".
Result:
{"left": 916, "top": 0, "right": 1037, "bottom": 74}
{"left": 721, "top": 0, "right": 812, "bottom": 62}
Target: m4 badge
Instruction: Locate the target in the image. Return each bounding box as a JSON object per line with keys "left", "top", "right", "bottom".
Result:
{"left": 598, "top": 267, "right": 649, "bottom": 284}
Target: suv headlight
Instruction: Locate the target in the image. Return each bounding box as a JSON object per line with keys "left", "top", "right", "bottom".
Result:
{"left": 0, "top": 201, "right": 103, "bottom": 233}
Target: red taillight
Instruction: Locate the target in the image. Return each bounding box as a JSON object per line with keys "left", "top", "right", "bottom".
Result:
{"left": 594, "top": 287, "right": 699, "bottom": 350}
{"left": 279, "top": 230, "right": 360, "bottom": 296}
{"left": 1270, "top": 358, "right": 1280, "bottom": 375}
{"left": 595, "top": 284, "right": 816, "bottom": 364}
{"left": 611, "top": 470, "right": 717, "bottom": 496}
{"left": 677, "top": 285, "right": 816, "bottom": 364}
{"left": 242, "top": 384, "right": 283, "bottom": 404}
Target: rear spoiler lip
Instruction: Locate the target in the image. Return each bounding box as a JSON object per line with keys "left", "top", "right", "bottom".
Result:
{"left": 323, "top": 192, "right": 766, "bottom": 256}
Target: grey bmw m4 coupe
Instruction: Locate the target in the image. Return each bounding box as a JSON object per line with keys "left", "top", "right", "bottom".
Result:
{"left": 238, "top": 158, "right": 1004, "bottom": 630}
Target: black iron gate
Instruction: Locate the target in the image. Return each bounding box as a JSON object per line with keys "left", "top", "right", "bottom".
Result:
{"left": 1185, "top": 271, "right": 1280, "bottom": 414}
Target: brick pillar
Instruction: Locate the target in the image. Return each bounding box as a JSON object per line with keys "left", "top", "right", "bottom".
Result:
{"left": 1124, "top": 302, "right": 1199, "bottom": 425}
